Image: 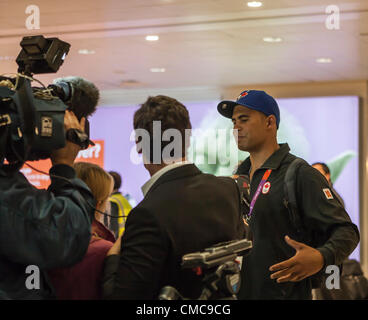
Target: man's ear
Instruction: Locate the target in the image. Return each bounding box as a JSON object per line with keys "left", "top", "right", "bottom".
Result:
{"left": 326, "top": 173, "right": 331, "bottom": 183}
{"left": 135, "top": 135, "right": 143, "bottom": 154}
{"left": 266, "top": 115, "right": 277, "bottom": 129}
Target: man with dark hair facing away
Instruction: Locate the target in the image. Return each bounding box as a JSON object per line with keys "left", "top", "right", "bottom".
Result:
{"left": 103, "top": 95, "right": 246, "bottom": 299}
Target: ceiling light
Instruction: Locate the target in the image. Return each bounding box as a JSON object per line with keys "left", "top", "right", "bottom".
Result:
{"left": 150, "top": 68, "right": 166, "bottom": 73}
{"left": 316, "top": 58, "right": 332, "bottom": 63}
{"left": 120, "top": 80, "right": 142, "bottom": 87}
{"left": 263, "top": 37, "right": 282, "bottom": 43}
{"left": 247, "top": 1, "right": 263, "bottom": 8}
{"left": 78, "top": 49, "right": 95, "bottom": 55}
{"left": 145, "top": 35, "right": 159, "bottom": 41}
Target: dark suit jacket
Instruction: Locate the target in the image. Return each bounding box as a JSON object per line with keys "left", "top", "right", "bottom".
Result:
{"left": 103, "top": 164, "right": 246, "bottom": 299}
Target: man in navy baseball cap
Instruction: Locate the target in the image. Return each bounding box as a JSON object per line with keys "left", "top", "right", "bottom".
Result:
{"left": 215, "top": 90, "right": 359, "bottom": 301}
{"left": 217, "top": 90, "right": 280, "bottom": 129}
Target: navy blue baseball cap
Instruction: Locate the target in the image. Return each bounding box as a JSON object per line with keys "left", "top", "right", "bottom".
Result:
{"left": 217, "top": 90, "right": 280, "bottom": 129}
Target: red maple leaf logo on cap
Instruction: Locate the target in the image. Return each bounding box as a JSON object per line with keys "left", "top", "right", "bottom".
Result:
{"left": 237, "top": 91, "right": 249, "bottom": 100}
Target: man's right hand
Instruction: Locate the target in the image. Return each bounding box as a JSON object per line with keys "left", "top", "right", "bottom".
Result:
{"left": 50, "top": 110, "right": 86, "bottom": 167}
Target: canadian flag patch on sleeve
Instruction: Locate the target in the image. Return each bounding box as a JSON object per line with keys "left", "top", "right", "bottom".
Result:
{"left": 323, "top": 188, "right": 334, "bottom": 200}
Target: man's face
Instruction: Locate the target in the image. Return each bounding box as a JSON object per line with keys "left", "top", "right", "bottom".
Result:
{"left": 231, "top": 105, "right": 269, "bottom": 152}
{"left": 312, "top": 164, "right": 331, "bottom": 183}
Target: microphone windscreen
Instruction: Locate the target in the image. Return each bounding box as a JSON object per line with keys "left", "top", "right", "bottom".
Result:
{"left": 53, "top": 76, "right": 99, "bottom": 120}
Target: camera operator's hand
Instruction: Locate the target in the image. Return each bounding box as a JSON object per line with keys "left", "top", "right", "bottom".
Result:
{"left": 50, "top": 110, "right": 86, "bottom": 167}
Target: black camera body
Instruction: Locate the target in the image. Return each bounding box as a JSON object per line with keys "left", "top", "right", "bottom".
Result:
{"left": 159, "top": 239, "right": 252, "bottom": 300}
{"left": 0, "top": 35, "right": 92, "bottom": 171}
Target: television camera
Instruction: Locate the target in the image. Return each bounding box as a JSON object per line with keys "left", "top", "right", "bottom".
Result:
{"left": 0, "top": 35, "right": 93, "bottom": 173}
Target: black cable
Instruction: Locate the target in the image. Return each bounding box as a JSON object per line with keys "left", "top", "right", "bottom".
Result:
{"left": 24, "top": 162, "right": 129, "bottom": 219}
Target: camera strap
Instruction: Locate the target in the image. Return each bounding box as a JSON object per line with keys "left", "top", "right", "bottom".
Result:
{"left": 0, "top": 127, "right": 7, "bottom": 167}
{"left": 13, "top": 77, "right": 36, "bottom": 143}
{"left": 246, "top": 169, "right": 272, "bottom": 221}
{"left": 10, "top": 77, "right": 36, "bottom": 164}
{"left": 0, "top": 86, "right": 14, "bottom": 166}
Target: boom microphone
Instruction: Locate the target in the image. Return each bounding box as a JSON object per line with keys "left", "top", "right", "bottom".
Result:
{"left": 50, "top": 76, "right": 99, "bottom": 120}
{"left": 49, "top": 76, "right": 100, "bottom": 149}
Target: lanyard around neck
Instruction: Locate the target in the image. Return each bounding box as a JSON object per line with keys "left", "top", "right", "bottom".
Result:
{"left": 246, "top": 169, "right": 272, "bottom": 222}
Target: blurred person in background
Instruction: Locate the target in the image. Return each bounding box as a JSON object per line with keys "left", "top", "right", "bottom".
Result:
{"left": 311, "top": 162, "right": 368, "bottom": 300}
{"left": 312, "top": 162, "right": 345, "bottom": 208}
{"left": 106, "top": 171, "right": 133, "bottom": 238}
{"left": 48, "top": 162, "right": 115, "bottom": 300}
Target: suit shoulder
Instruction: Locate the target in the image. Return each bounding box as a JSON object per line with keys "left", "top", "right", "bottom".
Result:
{"left": 127, "top": 204, "right": 154, "bottom": 221}
{"left": 206, "top": 173, "right": 237, "bottom": 187}
{"left": 215, "top": 175, "right": 237, "bottom": 187}
{"left": 201, "top": 174, "right": 239, "bottom": 198}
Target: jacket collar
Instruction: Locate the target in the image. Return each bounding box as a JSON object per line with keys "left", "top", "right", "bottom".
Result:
{"left": 237, "top": 143, "right": 291, "bottom": 174}
{"left": 141, "top": 161, "right": 190, "bottom": 197}
{"left": 92, "top": 219, "right": 115, "bottom": 243}
{"left": 145, "top": 164, "right": 201, "bottom": 198}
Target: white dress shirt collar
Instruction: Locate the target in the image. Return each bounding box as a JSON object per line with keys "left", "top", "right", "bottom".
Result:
{"left": 141, "top": 160, "right": 191, "bottom": 197}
